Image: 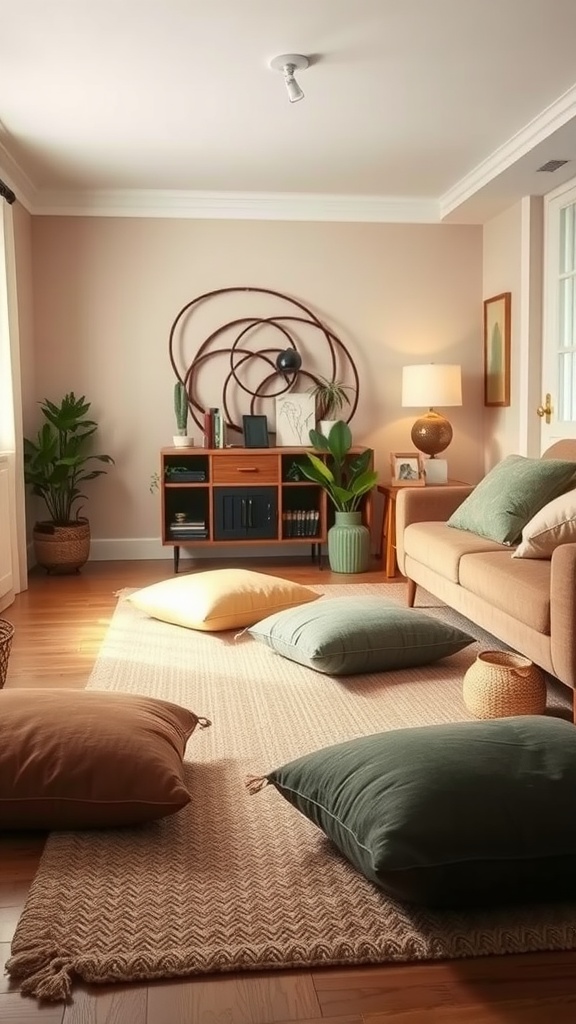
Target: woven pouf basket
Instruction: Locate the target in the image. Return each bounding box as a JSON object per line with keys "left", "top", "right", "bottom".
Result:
{"left": 0, "top": 618, "right": 14, "bottom": 689}
{"left": 33, "top": 520, "right": 91, "bottom": 574}
{"left": 462, "top": 650, "right": 547, "bottom": 719}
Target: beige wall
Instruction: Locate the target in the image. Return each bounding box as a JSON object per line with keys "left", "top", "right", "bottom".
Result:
{"left": 27, "top": 216, "right": 483, "bottom": 557}
{"left": 482, "top": 197, "right": 544, "bottom": 469}
{"left": 482, "top": 201, "right": 523, "bottom": 466}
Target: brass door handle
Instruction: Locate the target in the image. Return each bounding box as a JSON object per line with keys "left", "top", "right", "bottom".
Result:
{"left": 536, "top": 394, "right": 552, "bottom": 423}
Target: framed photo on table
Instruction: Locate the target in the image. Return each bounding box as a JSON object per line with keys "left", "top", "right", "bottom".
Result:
{"left": 390, "top": 451, "right": 425, "bottom": 486}
{"left": 242, "top": 415, "right": 269, "bottom": 448}
{"left": 484, "top": 292, "right": 511, "bottom": 407}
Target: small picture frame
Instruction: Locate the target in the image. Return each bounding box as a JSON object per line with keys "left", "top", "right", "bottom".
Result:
{"left": 242, "top": 415, "right": 269, "bottom": 448}
{"left": 390, "top": 451, "right": 425, "bottom": 486}
{"left": 483, "top": 292, "right": 511, "bottom": 407}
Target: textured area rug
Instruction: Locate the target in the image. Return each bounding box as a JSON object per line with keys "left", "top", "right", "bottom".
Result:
{"left": 8, "top": 582, "right": 575, "bottom": 1001}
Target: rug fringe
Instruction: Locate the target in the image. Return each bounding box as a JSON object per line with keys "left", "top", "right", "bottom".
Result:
{"left": 246, "top": 774, "right": 269, "bottom": 794}
{"left": 6, "top": 944, "right": 73, "bottom": 1002}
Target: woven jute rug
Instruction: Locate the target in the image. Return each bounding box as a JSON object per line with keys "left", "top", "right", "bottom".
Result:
{"left": 7, "top": 582, "right": 575, "bottom": 1002}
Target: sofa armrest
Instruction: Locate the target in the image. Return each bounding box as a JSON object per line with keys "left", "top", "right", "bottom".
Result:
{"left": 550, "top": 543, "right": 576, "bottom": 690}
{"left": 396, "top": 485, "right": 474, "bottom": 575}
{"left": 396, "top": 485, "right": 474, "bottom": 530}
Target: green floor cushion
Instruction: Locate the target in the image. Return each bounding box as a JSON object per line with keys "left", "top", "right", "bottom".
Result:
{"left": 247, "top": 597, "right": 473, "bottom": 675}
{"left": 447, "top": 455, "right": 576, "bottom": 545}
{"left": 0, "top": 689, "right": 210, "bottom": 829}
{"left": 257, "top": 716, "right": 576, "bottom": 908}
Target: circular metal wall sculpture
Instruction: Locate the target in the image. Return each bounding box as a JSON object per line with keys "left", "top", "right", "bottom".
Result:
{"left": 168, "top": 286, "right": 360, "bottom": 439}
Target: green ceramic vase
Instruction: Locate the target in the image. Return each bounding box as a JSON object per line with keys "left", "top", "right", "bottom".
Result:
{"left": 328, "top": 511, "right": 370, "bottom": 573}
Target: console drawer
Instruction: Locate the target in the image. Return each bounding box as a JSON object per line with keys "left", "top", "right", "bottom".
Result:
{"left": 211, "top": 455, "right": 278, "bottom": 485}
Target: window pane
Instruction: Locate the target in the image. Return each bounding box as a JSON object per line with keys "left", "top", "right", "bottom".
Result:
{"left": 559, "top": 277, "right": 576, "bottom": 348}
{"left": 560, "top": 203, "right": 576, "bottom": 274}
{"left": 558, "top": 351, "right": 576, "bottom": 421}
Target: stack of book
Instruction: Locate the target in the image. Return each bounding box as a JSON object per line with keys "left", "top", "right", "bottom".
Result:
{"left": 165, "top": 467, "right": 206, "bottom": 482}
{"left": 169, "top": 519, "right": 208, "bottom": 541}
{"left": 282, "top": 509, "right": 320, "bottom": 537}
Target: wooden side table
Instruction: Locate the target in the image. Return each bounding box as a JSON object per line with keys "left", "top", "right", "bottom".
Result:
{"left": 377, "top": 480, "right": 466, "bottom": 578}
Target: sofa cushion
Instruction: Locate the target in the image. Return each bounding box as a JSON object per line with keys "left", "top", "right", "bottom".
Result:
{"left": 513, "top": 488, "right": 576, "bottom": 559}
{"left": 247, "top": 597, "right": 473, "bottom": 675}
{"left": 447, "top": 455, "right": 576, "bottom": 545}
{"left": 129, "top": 568, "right": 320, "bottom": 632}
{"left": 459, "top": 551, "right": 551, "bottom": 633}
{"left": 403, "top": 521, "right": 507, "bottom": 583}
{"left": 0, "top": 689, "right": 207, "bottom": 829}
{"left": 259, "top": 716, "right": 576, "bottom": 908}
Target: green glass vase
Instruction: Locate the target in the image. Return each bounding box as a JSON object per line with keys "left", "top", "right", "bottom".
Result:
{"left": 327, "top": 511, "right": 370, "bottom": 573}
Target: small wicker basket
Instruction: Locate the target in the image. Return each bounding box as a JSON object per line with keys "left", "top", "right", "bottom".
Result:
{"left": 462, "top": 650, "right": 546, "bottom": 719}
{"left": 0, "top": 618, "right": 15, "bottom": 689}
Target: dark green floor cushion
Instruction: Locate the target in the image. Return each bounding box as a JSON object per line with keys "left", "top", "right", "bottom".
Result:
{"left": 247, "top": 596, "right": 473, "bottom": 675}
{"left": 261, "top": 716, "right": 576, "bottom": 908}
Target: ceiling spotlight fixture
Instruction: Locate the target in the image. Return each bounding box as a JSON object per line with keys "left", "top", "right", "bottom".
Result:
{"left": 269, "top": 53, "right": 309, "bottom": 103}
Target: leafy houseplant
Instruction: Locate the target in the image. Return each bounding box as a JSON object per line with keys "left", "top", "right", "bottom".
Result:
{"left": 300, "top": 420, "right": 377, "bottom": 573}
{"left": 23, "top": 392, "right": 114, "bottom": 573}
{"left": 301, "top": 421, "right": 377, "bottom": 512}
{"left": 307, "top": 376, "right": 355, "bottom": 437}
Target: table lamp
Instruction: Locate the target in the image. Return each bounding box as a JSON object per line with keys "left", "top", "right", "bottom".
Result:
{"left": 401, "top": 364, "right": 462, "bottom": 483}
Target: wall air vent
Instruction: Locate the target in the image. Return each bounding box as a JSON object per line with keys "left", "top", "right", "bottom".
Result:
{"left": 537, "top": 159, "right": 569, "bottom": 173}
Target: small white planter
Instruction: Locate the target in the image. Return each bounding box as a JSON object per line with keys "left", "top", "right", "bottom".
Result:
{"left": 319, "top": 420, "right": 338, "bottom": 439}
{"left": 173, "top": 435, "right": 195, "bottom": 448}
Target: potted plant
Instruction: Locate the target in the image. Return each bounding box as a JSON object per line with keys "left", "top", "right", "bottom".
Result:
{"left": 307, "top": 376, "right": 355, "bottom": 439}
{"left": 300, "top": 420, "right": 377, "bottom": 572}
{"left": 173, "top": 381, "right": 194, "bottom": 447}
{"left": 23, "top": 392, "right": 114, "bottom": 574}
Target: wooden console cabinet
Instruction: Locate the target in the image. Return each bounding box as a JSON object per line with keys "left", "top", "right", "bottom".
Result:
{"left": 160, "top": 446, "right": 373, "bottom": 571}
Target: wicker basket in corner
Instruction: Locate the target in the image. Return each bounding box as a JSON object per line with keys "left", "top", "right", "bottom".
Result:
{"left": 462, "top": 650, "right": 547, "bottom": 719}
{"left": 33, "top": 519, "right": 91, "bottom": 574}
{"left": 0, "top": 618, "right": 15, "bottom": 689}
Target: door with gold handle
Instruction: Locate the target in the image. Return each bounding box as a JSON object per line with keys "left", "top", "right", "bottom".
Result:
{"left": 536, "top": 394, "right": 552, "bottom": 425}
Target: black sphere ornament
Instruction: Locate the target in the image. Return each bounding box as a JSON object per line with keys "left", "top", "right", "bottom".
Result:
{"left": 275, "top": 349, "right": 302, "bottom": 374}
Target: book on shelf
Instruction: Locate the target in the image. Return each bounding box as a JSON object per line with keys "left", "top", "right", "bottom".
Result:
{"left": 203, "top": 408, "right": 217, "bottom": 449}
{"left": 213, "top": 409, "right": 226, "bottom": 449}
{"left": 282, "top": 509, "right": 320, "bottom": 537}
{"left": 168, "top": 524, "right": 206, "bottom": 532}
{"left": 166, "top": 469, "right": 206, "bottom": 482}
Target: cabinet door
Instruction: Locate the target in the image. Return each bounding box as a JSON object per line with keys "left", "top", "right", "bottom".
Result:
{"left": 214, "top": 488, "right": 277, "bottom": 541}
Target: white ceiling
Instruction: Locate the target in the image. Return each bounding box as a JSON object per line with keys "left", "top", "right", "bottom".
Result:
{"left": 2, "top": 0, "right": 576, "bottom": 223}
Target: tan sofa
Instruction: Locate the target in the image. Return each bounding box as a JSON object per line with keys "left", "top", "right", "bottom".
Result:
{"left": 396, "top": 440, "right": 576, "bottom": 703}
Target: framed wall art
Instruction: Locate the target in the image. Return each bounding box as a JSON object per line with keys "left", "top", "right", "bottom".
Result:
{"left": 484, "top": 292, "right": 511, "bottom": 407}
{"left": 275, "top": 392, "right": 316, "bottom": 446}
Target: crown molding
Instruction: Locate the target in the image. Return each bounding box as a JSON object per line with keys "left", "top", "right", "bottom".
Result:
{"left": 0, "top": 138, "right": 37, "bottom": 212}
{"left": 440, "top": 83, "right": 576, "bottom": 220}
{"left": 31, "top": 188, "right": 440, "bottom": 223}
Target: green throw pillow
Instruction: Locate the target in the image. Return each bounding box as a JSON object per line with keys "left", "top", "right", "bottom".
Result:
{"left": 447, "top": 455, "right": 576, "bottom": 545}
{"left": 263, "top": 716, "right": 576, "bottom": 908}
{"left": 247, "top": 597, "right": 473, "bottom": 675}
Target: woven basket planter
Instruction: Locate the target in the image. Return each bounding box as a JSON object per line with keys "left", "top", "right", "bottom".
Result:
{"left": 462, "top": 650, "right": 546, "bottom": 719}
{"left": 33, "top": 519, "right": 91, "bottom": 575}
{"left": 0, "top": 618, "right": 14, "bottom": 689}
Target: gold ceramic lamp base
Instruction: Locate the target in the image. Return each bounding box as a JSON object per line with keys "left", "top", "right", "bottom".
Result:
{"left": 411, "top": 410, "right": 453, "bottom": 457}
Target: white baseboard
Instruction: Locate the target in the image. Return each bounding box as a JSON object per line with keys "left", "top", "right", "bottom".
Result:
{"left": 89, "top": 537, "right": 322, "bottom": 561}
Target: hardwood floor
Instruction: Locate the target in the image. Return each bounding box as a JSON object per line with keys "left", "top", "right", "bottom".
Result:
{"left": 2, "top": 557, "right": 576, "bottom": 1024}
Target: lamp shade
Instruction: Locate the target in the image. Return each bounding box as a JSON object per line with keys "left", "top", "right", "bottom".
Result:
{"left": 402, "top": 364, "right": 462, "bottom": 408}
